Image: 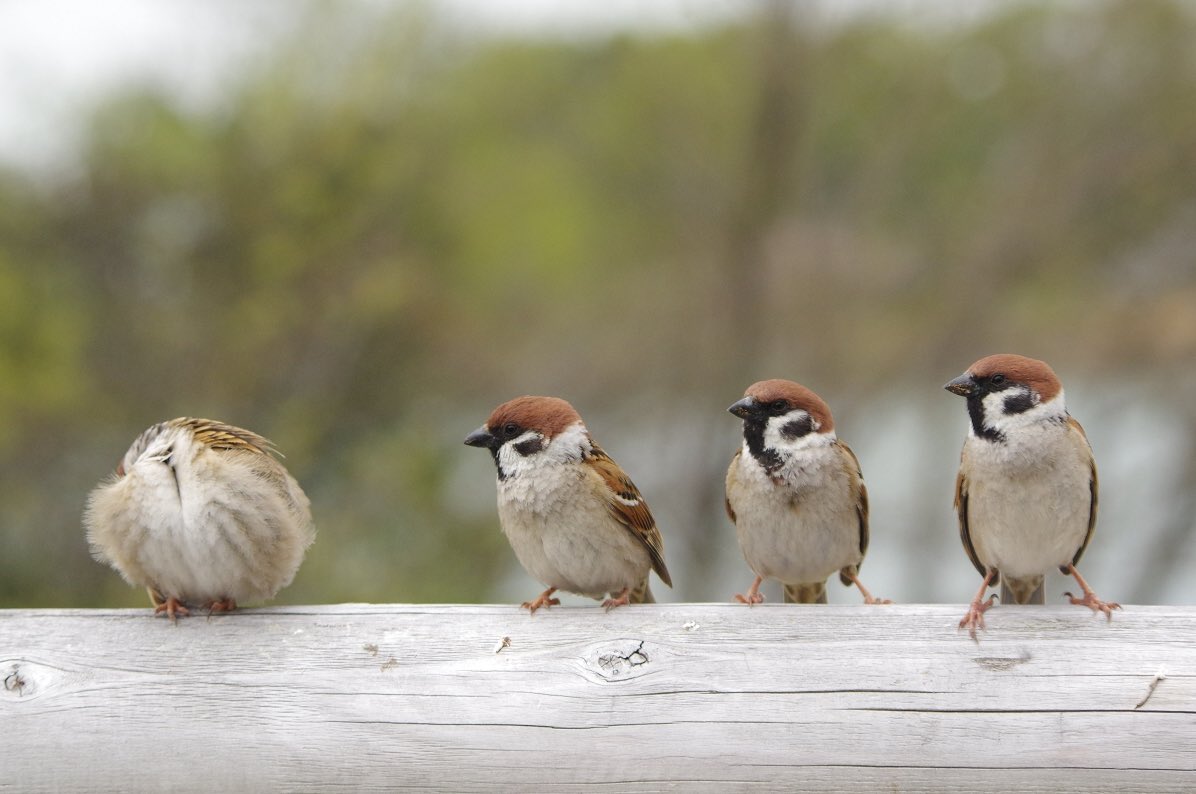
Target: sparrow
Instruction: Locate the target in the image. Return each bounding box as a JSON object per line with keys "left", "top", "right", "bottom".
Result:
{"left": 724, "top": 379, "right": 888, "bottom": 605}
{"left": 84, "top": 418, "right": 316, "bottom": 621}
{"left": 945, "top": 354, "right": 1119, "bottom": 639}
{"left": 465, "top": 395, "right": 672, "bottom": 613}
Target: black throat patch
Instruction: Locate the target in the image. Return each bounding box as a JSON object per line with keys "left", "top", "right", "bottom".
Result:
{"left": 488, "top": 446, "right": 507, "bottom": 480}
{"left": 966, "top": 395, "right": 1004, "bottom": 443}
{"left": 743, "top": 420, "right": 783, "bottom": 475}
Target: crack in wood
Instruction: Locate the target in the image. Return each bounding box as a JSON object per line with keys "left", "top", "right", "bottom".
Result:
{"left": 851, "top": 707, "right": 1196, "bottom": 715}
{"left": 1135, "top": 668, "right": 1167, "bottom": 709}
{"left": 973, "top": 651, "right": 1032, "bottom": 671}
{"left": 597, "top": 640, "right": 648, "bottom": 671}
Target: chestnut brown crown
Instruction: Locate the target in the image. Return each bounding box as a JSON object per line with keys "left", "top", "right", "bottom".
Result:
{"left": 484, "top": 395, "right": 583, "bottom": 440}
{"left": 965, "top": 354, "right": 1062, "bottom": 402}
{"left": 741, "top": 379, "right": 835, "bottom": 433}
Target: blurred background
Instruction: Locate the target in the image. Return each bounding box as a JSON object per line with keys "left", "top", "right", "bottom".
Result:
{"left": 1, "top": 0, "right": 1193, "bottom": 609}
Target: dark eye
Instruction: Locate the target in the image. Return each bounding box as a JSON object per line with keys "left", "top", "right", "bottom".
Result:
{"left": 990, "top": 374, "right": 1006, "bottom": 386}
{"left": 502, "top": 422, "right": 520, "bottom": 438}
{"left": 771, "top": 399, "right": 788, "bottom": 412}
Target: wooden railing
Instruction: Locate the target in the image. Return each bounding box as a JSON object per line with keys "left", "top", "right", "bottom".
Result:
{"left": 2, "top": 603, "right": 1192, "bottom": 791}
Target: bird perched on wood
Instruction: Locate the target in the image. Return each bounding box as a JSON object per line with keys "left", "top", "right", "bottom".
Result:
{"left": 465, "top": 396, "right": 671, "bottom": 613}
{"left": 945, "top": 354, "right": 1119, "bottom": 639}
{"left": 84, "top": 418, "right": 315, "bottom": 621}
{"left": 725, "top": 379, "right": 888, "bottom": 606}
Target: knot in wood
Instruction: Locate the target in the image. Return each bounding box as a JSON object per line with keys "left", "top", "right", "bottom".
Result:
{"left": 586, "top": 640, "right": 651, "bottom": 681}
{"left": 4, "top": 664, "right": 29, "bottom": 697}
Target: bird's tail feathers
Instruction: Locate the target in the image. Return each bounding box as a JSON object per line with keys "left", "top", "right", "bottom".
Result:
{"left": 783, "top": 582, "right": 828, "bottom": 604}
{"left": 1001, "top": 576, "right": 1045, "bottom": 605}
{"left": 629, "top": 579, "right": 655, "bottom": 604}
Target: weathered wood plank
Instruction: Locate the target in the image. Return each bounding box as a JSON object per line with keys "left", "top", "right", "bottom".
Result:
{"left": 1, "top": 604, "right": 1192, "bottom": 792}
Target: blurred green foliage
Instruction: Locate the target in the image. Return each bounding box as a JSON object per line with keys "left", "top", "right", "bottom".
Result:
{"left": 1, "top": 1, "right": 1194, "bottom": 607}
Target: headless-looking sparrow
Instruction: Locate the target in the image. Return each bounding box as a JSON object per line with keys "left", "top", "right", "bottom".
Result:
{"left": 945, "top": 354, "right": 1119, "bottom": 639}
{"left": 465, "top": 396, "right": 672, "bottom": 612}
{"left": 725, "top": 379, "right": 888, "bottom": 605}
{"left": 85, "top": 418, "right": 315, "bottom": 620}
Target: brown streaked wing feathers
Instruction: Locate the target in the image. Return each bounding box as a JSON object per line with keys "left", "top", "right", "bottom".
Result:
{"left": 839, "top": 441, "right": 868, "bottom": 557}
{"left": 585, "top": 444, "right": 673, "bottom": 588}
{"left": 724, "top": 450, "right": 740, "bottom": 523}
{"left": 955, "top": 467, "right": 990, "bottom": 580}
{"left": 836, "top": 440, "right": 869, "bottom": 586}
{"left": 172, "top": 418, "right": 276, "bottom": 457}
{"left": 1064, "top": 415, "right": 1098, "bottom": 570}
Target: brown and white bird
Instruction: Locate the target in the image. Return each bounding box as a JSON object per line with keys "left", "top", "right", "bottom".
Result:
{"left": 84, "top": 418, "right": 315, "bottom": 621}
{"left": 465, "top": 396, "right": 671, "bottom": 613}
{"left": 725, "top": 379, "right": 888, "bottom": 605}
{"left": 945, "top": 354, "right": 1119, "bottom": 639}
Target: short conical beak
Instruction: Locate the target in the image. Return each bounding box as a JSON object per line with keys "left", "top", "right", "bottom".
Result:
{"left": 464, "top": 426, "right": 495, "bottom": 448}
{"left": 944, "top": 373, "right": 976, "bottom": 397}
{"left": 728, "top": 396, "right": 756, "bottom": 419}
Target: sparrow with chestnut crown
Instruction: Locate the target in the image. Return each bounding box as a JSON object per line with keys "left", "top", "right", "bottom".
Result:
{"left": 466, "top": 396, "right": 672, "bottom": 613}
{"left": 945, "top": 354, "right": 1119, "bottom": 639}
{"left": 85, "top": 418, "right": 315, "bottom": 621}
{"left": 725, "top": 379, "right": 889, "bottom": 606}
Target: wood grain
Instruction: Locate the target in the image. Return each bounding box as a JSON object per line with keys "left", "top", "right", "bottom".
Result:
{"left": 1, "top": 604, "right": 1192, "bottom": 792}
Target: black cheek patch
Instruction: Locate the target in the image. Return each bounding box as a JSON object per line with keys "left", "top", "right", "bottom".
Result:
{"left": 781, "top": 416, "right": 814, "bottom": 440}
{"left": 1003, "top": 392, "right": 1037, "bottom": 415}
{"left": 513, "top": 437, "right": 545, "bottom": 456}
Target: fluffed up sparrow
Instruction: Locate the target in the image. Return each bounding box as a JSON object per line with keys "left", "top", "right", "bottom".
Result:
{"left": 725, "top": 379, "right": 889, "bottom": 606}
{"left": 945, "top": 354, "right": 1119, "bottom": 639}
{"left": 84, "top": 418, "right": 315, "bottom": 620}
{"left": 465, "top": 396, "right": 672, "bottom": 613}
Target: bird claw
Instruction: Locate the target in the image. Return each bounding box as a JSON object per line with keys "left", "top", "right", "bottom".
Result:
{"left": 153, "top": 597, "right": 190, "bottom": 623}
{"left": 519, "top": 588, "right": 559, "bottom": 612}
{"left": 203, "top": 598, "right": 238, "bottom": 616}
{"left": 863, "top": 596, "right": 894, "bottom": 605}
{"left": 1064, "top": 591, "right": 1121, "bottom": 621}
{"left": 602, "top": 590, "right": 631, "bottom": 611}
{"left": 734, "top": 591, "right": 765, "bottom": 605}
{"left": 958, "top": 593, "right": 998, "bottom": 641}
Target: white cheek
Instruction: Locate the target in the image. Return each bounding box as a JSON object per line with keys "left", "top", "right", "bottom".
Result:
{"left": 983, "top": 389, "right": 1067, "bottom": 435}
{"left": 496, "top": 422, "right": 591, "bottom": 478}
{"left": 763, "top": 410, "right": 833, "bottom": 453}
{"left": 497, "top": 431, "right": 546, "bottom": 478}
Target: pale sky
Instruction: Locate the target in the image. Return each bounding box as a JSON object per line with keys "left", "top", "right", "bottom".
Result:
{"left": 0, "top": 0, "right": 989, "bottom": 173}
{"left": 0, "top": 0, "right": 748, "bottom": 172}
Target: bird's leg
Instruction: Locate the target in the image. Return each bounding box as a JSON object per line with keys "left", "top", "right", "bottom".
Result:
{"left": 153, "top": 596, "right": 190, "bottom": 623}
{"left": 146, "top": 587, "right": 165, "bottom": 609}
{"left": 204, "top": 598, "right": 238, "bottom": 615}
{"left": 958, "top": 569, "right": 998, "bottom": 641}
{"left": 845, "top": 571, "right": 893, "bottom": 605}
{"left": 521, "top": 587, "right": 560, "bottom": 614}
{"left": 734, "top": 576, "right": 765, "bottom": 605}
{"left": 602, "top": 587, "right": 631, "bottom": 611}
{"left": 1063, "top": 564, "right": 1121, "bottom": 621}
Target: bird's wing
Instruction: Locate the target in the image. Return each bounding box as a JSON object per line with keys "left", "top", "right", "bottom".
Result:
{"left": 584, "top": 444, "right": 672, "bottom": 588}
{"left": 955, "top": 453, "right": 988, "bottom": 579}
{"left": 173, "top": 418, "right": 276, "bottom": 457}
{"left": 1065, "top": 415, "right": 1099, "bottom": 569}
{"left": 724, "top": 449, "right": 741, "bottom": 524}
{"left": 836, "top": 440, "right": 870, "bottom": 560}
